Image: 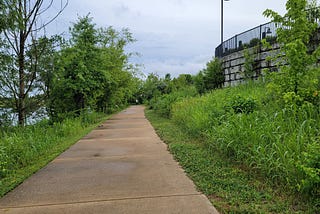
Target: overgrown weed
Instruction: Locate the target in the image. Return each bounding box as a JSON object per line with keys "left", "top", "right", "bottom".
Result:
{"left": 146, "top": 109, "right": 317, "bottom": 213}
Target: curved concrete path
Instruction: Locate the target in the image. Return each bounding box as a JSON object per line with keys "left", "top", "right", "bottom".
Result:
{"left": 0, "top": 106, "right": 218, "bottom": 214}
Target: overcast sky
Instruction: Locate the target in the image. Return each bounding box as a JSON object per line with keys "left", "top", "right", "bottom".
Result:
{"left": 50, "top": 0, "right": 287, "bottom": 78}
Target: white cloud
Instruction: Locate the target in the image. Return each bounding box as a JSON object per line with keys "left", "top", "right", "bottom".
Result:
{"left": 144, "top": 59, "right": 207, "bottom": 78}
{"left": 50, "top": 0, "right": 287, "bottom": 77}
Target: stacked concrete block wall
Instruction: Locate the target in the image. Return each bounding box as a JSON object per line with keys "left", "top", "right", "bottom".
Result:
{"left": 221, "top": 44, "right": 280, "bottom": 87}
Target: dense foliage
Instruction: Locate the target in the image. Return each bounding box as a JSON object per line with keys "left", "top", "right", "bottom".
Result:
{"left": 49, "top": 16, "right": 140, "bottom": 121}
{"left": 147, "top": 76, "right": 319, "bottom": 211}
{"left": 263, "top": 0, "right": 320, "bottom": 107}
{"left": 141, "top": 73, "right": 197, "bottom": 117}
{"left": 194, "top": 58, "right": 224, "bottom": 94}
{"left": 0, "top": 13, "right": 140, "bottom": 125}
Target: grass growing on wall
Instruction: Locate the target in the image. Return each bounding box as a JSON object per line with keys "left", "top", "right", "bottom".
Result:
{"left": 0, "top": 112, "right": 108, "bottom": 197}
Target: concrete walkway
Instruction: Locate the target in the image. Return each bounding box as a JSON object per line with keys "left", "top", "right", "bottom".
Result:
{"left": 0, "top": 106, "right": 218, "bottom": 214}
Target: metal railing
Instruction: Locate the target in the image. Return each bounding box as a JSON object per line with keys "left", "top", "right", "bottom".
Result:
{"left": 215, "top": 6, "right": 320, "bottom": 58}
{"left": 215, "top": 21, "right": 278, "bottom": 58}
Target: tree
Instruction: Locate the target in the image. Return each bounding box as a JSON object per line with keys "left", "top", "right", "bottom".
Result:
{"left": 141, "top": 73, "right": 161, "bottom": 101}
{"left": 95, "top": 26, "right": 138, "bottom": 112}
{"left": 263, "top": 0, "right": 320, "bottom": 105}
{"left": 0, "top": 0, "right": 68, "bottom": 125}
{"left": 202, "top": 58, "right": 224, "bottom": 91}
{"left": 193, "top": 71, "right": 205, "bottom": 94}
{"left": 171, "top": 74, "right": 193, "bottom": 91}
{"left": 50, "top": 15, "right": 138, "bottom": 119}
{"left": 50, "top": 16, "right": 104, "bottom": 117}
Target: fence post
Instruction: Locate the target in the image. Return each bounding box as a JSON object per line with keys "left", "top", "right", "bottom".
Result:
{"left": 259, "top": 25, "right": 262, "bottom": 41}
{"left": 235, "top": 35, "right": 237, "bottom": 49}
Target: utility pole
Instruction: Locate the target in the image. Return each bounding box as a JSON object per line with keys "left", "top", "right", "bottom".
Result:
{"left": 221, "top": 0, "right": 230, "bottom": 44}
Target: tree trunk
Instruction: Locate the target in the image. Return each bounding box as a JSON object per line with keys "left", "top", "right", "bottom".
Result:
{"left": 18, "top": 30, "right": 25, "bottom": 126}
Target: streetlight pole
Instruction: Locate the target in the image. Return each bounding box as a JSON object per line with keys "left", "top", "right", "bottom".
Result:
{"left": 221, "top": 0, "right": 229, "bottom": 44}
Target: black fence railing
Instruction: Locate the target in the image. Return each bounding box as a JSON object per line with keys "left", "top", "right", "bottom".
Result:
{"left": 215, "top": 6, "right": 320, "bottom": 58}
{"left": 215, "top": 21, "right": 278, "bottom": 58}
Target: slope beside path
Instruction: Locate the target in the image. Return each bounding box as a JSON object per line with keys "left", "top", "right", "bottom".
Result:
{"left": 0, "top": 105, "right": 218, "bottom": 214}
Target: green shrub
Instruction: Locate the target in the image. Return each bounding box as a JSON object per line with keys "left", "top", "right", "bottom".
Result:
{"left": 249, "top": 38, "right": 261, "bottom": 47}
{"left": 0, "top": 146, "right": 8, "bottom": 179}
{"left": 296, "top": 141, "right": 320, "bottom": 197}
{"left": 151, "top": 86, "right": 198, "bottom": 118}
{"left": 243, "top": 48, "right": 256, "bottom": 79}
{"left": 229, "top": 95, "right": 257, "bottom": 114}
{"left": 202, "top": 58, "right": 225, "bottom": 91}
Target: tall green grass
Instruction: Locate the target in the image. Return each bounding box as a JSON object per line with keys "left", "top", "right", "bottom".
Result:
{"left": 169, "top": 81, "right": 319, "bottom": 200}
{"left": 0, "top": 112, "right": 107, "bottom": 196}
{"left": 146, "top": 109, "right": 316, "bottom": 213}
{"left": 149, "top": 86, "right": 198, "bottom": 118}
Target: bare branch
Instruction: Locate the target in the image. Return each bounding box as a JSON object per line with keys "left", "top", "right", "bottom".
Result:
{"left": 12, "top": 30, "right": 20, "bottom": 53}
{"left": 32, "top": 0, "right": 68, "bottom": 32}
{"left": 38, "top": 0, "right": 53, "bottom": 15}
{"left": 25, "top": 0, "right": 43, "bottom": 39}
{"left": 25, "top": 0, "right": 43, "bottom": 24}
{"left": 1, "top": 0, "right": 68, "bottom": 125}
{"left": 3, "top": 30, "right": 19, "bottom": 54}
{"left": 1, "top": 69, "right": 18, "bottom": 101}
{"left": 25, "top": 34, "right": 38, "bottom": 96}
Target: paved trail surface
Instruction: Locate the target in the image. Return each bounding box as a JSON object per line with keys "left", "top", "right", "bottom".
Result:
{"left": 0, "top": 105, "right": 218, "bottom": 214}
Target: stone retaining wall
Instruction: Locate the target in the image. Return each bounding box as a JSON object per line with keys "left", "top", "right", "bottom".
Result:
{"left": 221, "top": 44, "right": 280, "bottom": 87}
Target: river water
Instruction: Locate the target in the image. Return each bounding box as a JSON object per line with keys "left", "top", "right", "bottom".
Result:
{"left": 0, "top": 107, "right": 48, "bottom": 126}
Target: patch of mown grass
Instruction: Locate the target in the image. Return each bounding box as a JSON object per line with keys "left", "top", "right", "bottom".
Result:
{"left": 146, "top": 109, "right": 316, "bottom": 213}
{"left": 0, "top": 112, "right": 109, "bottom": 197}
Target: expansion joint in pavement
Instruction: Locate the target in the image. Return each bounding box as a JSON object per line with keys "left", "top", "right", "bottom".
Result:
{"left": 2, "top": 193, "right": 202, "bottom": 209}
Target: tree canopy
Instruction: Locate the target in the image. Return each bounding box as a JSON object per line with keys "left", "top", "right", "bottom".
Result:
{"left": 49, "top": 15, "right": 140, "bottom": 120}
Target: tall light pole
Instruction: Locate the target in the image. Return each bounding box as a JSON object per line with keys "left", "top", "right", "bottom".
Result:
{"left": 221, "top": 0, "right": 230, "bottom": 44}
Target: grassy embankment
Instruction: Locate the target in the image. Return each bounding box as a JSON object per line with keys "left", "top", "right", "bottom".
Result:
{"left": 0, "top": 112, "right": 109, "bottom": 197}
{"left": 146, "top": 81, "right": 319, "bottom": 213}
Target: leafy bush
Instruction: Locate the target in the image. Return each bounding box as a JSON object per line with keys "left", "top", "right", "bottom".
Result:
{"left": 249, "top": 38, "right": 261, "bottom": 47}
{"left": 202, "top": 58, "right": 225, "bottom": 91}
{"left": 296, "top": 141, "right": 320, "bottom": 197}
{"left": 243, "top": 48, "right": 256, "bottom": 79}
{"left": 263, "top": 0, "right": 320, "bottom": 107}
{"left": 151, "top": 86, "right": 198, "bottom": 118}
{"left": 229, "top": 95, "right": 257, "bottom": 114}
{"left": 0, "top": 146, "right": 8, "bottom": 178}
